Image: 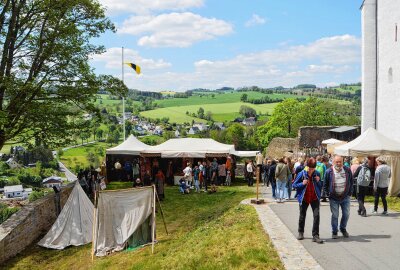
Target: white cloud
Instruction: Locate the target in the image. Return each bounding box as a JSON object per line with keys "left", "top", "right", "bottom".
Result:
{"left": 98, "top": 0, "right": 204, "bottom": 15}
{"left": 92, "top": 35, "right": 360, "bottom": 91}
{"left": 119, "top": 12, "right": 233, "bottom": 47}
{"left": 91, "top": 47, "right": 171, "bottom": 70}
{"left": 245, "top": 14, "right": 267, "bottom": 27}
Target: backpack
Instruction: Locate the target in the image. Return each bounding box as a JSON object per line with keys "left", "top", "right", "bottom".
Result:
{"left": 315, "top": 163, "right": 325, "bottom": 180}
{"left": 357, "top": 166, "right": 371, "bottom": 186}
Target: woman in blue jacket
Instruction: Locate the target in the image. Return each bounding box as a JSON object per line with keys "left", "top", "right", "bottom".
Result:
{"left": 293, "top": 157, "right": 323, "bottom": 244}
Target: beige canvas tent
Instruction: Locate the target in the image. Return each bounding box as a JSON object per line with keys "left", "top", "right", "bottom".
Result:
{"left": 334, "top": 127, "right": 400, "bottom": 196}
{"left": 38, "top": 182, "right": 94, "bottom": 249}
{"left": 142, "top": 138, "right": 258, "bottom": 158}
{"left": 106, "top": 134, "right": 150, "bottom": 155}
{"left": 93, "top": 186, "right": 156, "bottom": 257}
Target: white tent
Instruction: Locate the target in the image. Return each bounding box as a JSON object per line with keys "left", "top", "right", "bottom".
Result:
{"left": 334, "top": 127, "right": 400, "bottom": 196}
{"left": 334, "top": 127, "right": 400, "bottom": 156}
{"left": 93, "top": 187, "right": 155, "bottom": 257}
{"left": 38, "top": 182, "right": 94, "bottom": 249}
{"left": 321, "top": 138, "right": 344, "bottom": 145}
{"left": 106, "top": 135, "right": 150, "bottom": 155}
{"left": 143, "top": 138, "right": 236, "bottom": 158}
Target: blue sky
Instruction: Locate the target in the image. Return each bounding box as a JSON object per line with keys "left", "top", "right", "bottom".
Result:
{"left": 91, "top": 0, "right": 363, "bottom": 91}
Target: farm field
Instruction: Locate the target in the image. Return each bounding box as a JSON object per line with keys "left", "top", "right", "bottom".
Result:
{"left": 140, "top": 102, "right": 277, "bottom": 123}
{"left": 155, "top": 91, "right": 295, "bottom": 108}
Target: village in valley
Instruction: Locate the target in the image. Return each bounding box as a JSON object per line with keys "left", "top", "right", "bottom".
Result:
{"left": 0, "top": 1, "right": 399, "bottom": 270}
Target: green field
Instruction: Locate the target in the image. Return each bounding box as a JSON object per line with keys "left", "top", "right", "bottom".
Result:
{"left": 141, "top": 102, "right": 277, "bottom": 123}
{"left": 4, "top": 184, "right": 283, "bottom": 270}
{"left": 155, "top": 91, "right": 295, "bottom": 108}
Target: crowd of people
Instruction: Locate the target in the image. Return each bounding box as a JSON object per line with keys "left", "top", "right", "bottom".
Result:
{"left": 260, "top": 154, "right": 392, "bottom": 244}
{"left": 179, "top": 156, "right": 235, "bottom": 195}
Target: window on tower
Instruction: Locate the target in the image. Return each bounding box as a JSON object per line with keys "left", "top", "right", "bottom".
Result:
{"left": 389, "top": 67, "right": 393, "bottom": 84}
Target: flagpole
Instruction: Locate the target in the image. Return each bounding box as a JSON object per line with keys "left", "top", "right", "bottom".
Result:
{"left": 122, "top": 46, "right": 125, "bottom": 141}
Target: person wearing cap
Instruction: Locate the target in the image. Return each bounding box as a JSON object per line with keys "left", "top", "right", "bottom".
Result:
{"left": 293, "top": 157, "right": 323, "bottom": 244}
{"left": 373, "top": 158, "right": 391, "bottom": 215}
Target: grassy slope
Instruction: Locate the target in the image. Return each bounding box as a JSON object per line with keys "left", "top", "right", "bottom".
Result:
{"left": 155, "top": 91, "right": 294, "bottom": 108}
{"left": 141, "top": 102, "right": 277, "bottom": 123}
{"left": 4, "top": 184, "right": 284, "bottom": 270}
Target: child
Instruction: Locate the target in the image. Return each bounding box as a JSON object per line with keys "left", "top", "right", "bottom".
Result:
{"left": 193, "top": 165, "right": 200, "bottom": 193}
{"left": 225, "top": 170, "right": 231, "bottom": 186}
{"left": 179, "top": 178, "right": 190, "bottom": 194}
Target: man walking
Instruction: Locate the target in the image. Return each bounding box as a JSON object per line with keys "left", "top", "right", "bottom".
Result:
{"left": 353, "top": 158, "right": 371, "bottom": 217}
{"left": 324, "top": 155, "right": 353, "bottom": 239}
{"left": 293, "top": 157, "right": 323, "bottom": 244}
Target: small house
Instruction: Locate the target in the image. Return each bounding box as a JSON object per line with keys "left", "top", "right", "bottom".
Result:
{"left": 6, "top": 158, "right": 21, "bottom": 169}
{"left": 188, "top": 127, "right": 200, "bottom": 135}
{"left": 42, "top": 176, "right": 63, "bottom": 188}
{"left": 242, "top": 117, "right": 256, "bottom": 126}
{"left": 3, "top": 185, "right": 32, "bottom": 199}
{"left": 214, "top": 122, "right": 226, "bottom": 130}
{"left": 175, "top": 130, "right": 180, "bottom": 138}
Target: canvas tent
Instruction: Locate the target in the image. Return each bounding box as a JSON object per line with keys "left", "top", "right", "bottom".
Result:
{"left": 93, "top": 187, "right": 155, "bottom": 257}
{"left": 334, "top": 127, "right": 400, "bottom": 156}
{"left": 142, "top": 138, "right": 257, "bottom": 158}
{"left": 334, "top": 127, "right": 400, "bottom": 196}
{"left": 321, "top": 138, "right": 344, "bottom": 145}
{"left": 106, "top": 134, "right": 150, "bottom": 155}
{"left": 38, "top": 182, "right": 94, "bottom": 249}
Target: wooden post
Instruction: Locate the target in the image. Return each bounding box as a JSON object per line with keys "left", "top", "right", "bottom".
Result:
{"left": 151, "top": 185, "right": 156, "bottom": 254}
{"left": 256, "top": 165, "right": 260, "bottom": 201}
{"left": 155, "top": 189, "right": 169, "bottom": 235}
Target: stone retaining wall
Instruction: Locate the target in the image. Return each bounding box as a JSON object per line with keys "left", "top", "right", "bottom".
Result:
{"left": 0, "top": 183, "right": 75, "bottom": 264}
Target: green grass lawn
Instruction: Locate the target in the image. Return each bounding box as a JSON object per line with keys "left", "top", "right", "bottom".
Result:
{"left": 364, "top": 195, "right": 400, "bottom": 212}
{"left": 4, "top": 183, "right": 283, "bottom": 270}
{"left": 140, "top": 102, "right": 277, "bottom": 124}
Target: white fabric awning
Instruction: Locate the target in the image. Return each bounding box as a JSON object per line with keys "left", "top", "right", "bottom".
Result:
{"left": 321, "top": 138, "right": 344, "bottom": 145}
{"left": 143, "top": 138, "right": 236, "bottom": 158}
{"left": 106, "top": 135, "right": 150, "bottom": 155}
{"left": 334, "top": 127, "right": 400, "bottom": 156}
{"left": 232, "top": 151, "right": 259, "bottom": 157}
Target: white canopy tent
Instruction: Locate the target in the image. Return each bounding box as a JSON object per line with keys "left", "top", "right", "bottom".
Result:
{"left": 38, "top": 182, "right": 94, "bottom": 249}
{"left": 142, "top": 138, "right": 257, "bottom": 158}
{"left": 334, "top": 127, "right": 400, "bottom": 196}
{"left": 106, "top": 135, "right": 150, "bottom": 155}
{"left": 321, "top": 138, "right": 344, "bottom": 145}
{"left": 334, "top": 127, "right": 400, "bottom": 157}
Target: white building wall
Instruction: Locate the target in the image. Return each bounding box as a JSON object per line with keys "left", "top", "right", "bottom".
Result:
{"left": 361, "top": 0, "right": 378, "bottom": 132}
{"left": 376, "top": 0, "right": 400, "bottom": 141}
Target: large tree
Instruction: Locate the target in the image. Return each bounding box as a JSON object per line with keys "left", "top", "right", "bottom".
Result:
{"left": 0, "top": 0, "right": 126, "bottom": 151}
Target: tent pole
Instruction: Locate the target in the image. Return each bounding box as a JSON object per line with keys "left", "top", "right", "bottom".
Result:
{"left": 155, "top": 189, "right": 169, "bottom": 235}
{"left": 151, "top": 185, "right": 156, "bottom": 254}
{"left": 91, "top": 184, "right": 98, "bottom": 262}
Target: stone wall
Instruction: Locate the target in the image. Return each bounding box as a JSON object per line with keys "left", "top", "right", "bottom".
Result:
{"left": 0, "top": 183, "right": 75, "bottom": 264}
{"left": 265, "top": 137, "right": 299, "bottom": 159}
{"left": 298, "top": 126, "right": 337, "bottom": 148}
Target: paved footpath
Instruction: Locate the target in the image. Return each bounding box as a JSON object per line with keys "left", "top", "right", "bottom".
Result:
{"left": 245, "top": 186, "right": 400, "bottom": 270}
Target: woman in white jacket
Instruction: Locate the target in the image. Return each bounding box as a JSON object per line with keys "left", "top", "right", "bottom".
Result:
{"left": 373, "top": 158, "right": 391, "bottom": 215}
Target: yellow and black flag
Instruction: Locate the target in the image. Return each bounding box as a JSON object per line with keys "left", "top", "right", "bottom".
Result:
{"left": 125, "top": 62, "right": 141, "bottom": 75}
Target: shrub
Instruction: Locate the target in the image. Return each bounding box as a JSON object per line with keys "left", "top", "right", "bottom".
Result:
{"left": 28, "top": 190, "right": 46, "bottom": 202}
{"left": 16, "top": 170, "right": 42, "bottom": 187}
{"left": 0, "top": 205, "right": 19, "bottom": 224}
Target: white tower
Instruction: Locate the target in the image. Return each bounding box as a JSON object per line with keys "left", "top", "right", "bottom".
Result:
{"left": 361, "top": 0, "right": 377, "bottom": 132}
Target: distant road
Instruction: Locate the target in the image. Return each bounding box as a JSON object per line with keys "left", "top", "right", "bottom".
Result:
{"left": 62, "top": 141, "right": 97, "bottom": 151}
{"left": 58, "top": 162, "right": 77, "bottom": 182}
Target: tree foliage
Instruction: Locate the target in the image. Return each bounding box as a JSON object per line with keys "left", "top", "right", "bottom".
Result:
{"left": 239, "top": 105, "right": 256, "bottom": 118}
{"left": 0, "top": 0, "right": 127, "bottom": 150}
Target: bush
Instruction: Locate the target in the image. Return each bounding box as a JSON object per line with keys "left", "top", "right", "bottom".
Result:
{"left": 16, "top": 170, "right": 42, "bottom": 187}
{"left": 28, "top": 190, "right": 46, "bottom": 202}
{"left": 0, "top": 204, "right": 19, "bottom": 224}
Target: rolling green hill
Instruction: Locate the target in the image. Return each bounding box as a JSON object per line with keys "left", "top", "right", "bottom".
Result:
{"left": 140, "top": 102, "right": 277, "bottom": 123}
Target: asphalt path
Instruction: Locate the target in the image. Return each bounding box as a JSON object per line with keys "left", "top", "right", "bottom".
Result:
{"left": 265, "top": 187, "right": 400, "bottom": 270}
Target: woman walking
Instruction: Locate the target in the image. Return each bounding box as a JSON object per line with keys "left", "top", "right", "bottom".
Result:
{"left": 275, "top": 158, "right": 290, "bottom": 203}
{"left": 373, "top": 158, "right": 391, "bottom": 215}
